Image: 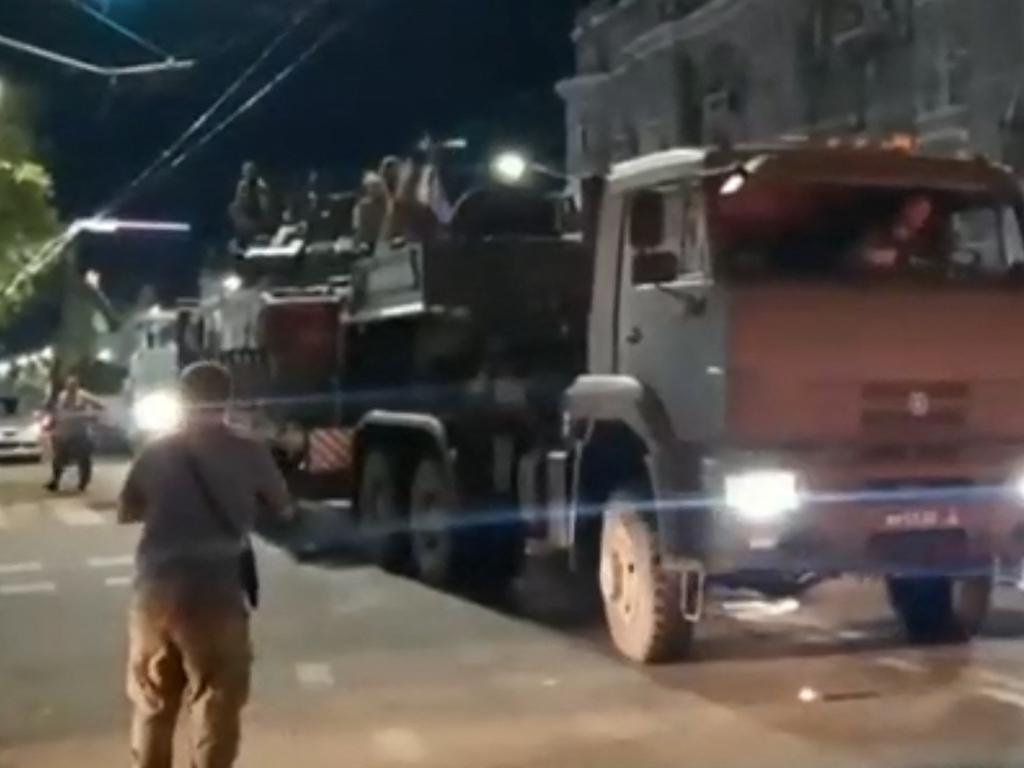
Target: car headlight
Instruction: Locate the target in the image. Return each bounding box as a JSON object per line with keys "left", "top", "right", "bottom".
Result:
{"left": 22, "top": 421, "right": 42, "bottom": 441}
{"left": 133, "top": 391, "right": 184, "bottom": 435}
{"left": 724, "top": 470, "right": 801, "bottom": 522}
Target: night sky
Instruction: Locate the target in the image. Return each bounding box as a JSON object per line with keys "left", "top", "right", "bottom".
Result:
{"left": 1, "top": 0, "right": 581, "bottom": 311}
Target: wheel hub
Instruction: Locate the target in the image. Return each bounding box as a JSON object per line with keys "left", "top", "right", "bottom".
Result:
{"left": 601, "top": 525, "right": 638, "bottom": 623}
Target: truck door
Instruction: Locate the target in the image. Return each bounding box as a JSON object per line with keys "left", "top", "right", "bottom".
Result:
{"left": 618, "top": 181, "right": 726, "bottom": 442}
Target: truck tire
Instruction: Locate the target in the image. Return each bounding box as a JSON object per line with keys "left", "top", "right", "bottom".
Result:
{"left": 357, "top": 450, "right": 410, "bottom": 573}
{"left": 886, "top": 575, "right": 991, "bottom": 642}
{"left": 409, "top": 456, "right": 462, "bottom": 586}
{"left": 600, "top": 492, "right": 693, "bottom": 663}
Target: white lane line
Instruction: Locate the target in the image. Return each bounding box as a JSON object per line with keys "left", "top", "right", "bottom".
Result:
{"left": 979, "top": 686, "right": 1024, "bottom": 710}
{"left": 87, "top": 555, "right": 133, "bottom": 569}
{"left": 0, "top": 581, "right": 56, "bottom": 595}
{"left": 295, "top": 662, "right": 335, "bottom": 691}
{"left": 874, "top": 657, "right": 928, "bottom": 674}
{"left": 104, "top": 575, "right": 132, "bottom": 588}
{"left": 52, "top": 504, "right": 104, "bottom": 527}
{"left": 976, "top": 669, "right": 1024, "bottom": 693}
{"left": 0, "top": 561, "right": 43, "bottom": 576}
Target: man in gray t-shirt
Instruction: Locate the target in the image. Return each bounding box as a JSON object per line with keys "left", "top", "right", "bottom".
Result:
{"left": 46, "top": 376, "right": 103, "bottom": 493}
{"left": 119, "top": 362, "right": 292, "bottom": 768}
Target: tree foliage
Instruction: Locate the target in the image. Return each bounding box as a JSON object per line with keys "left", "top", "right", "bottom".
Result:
{"left": 0, "top": 83, "right": 60, "bottom": 327}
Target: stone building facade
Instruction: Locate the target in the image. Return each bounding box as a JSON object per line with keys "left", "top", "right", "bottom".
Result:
{"left": 558, "top": 0, "right": 1024, "bottom": 176}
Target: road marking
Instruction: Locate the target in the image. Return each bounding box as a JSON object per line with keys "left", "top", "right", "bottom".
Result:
{"left": 371, "top": 727, "right": 427, "bottom": 764}
{"left": 87, "top": 555, "right": 133, "bottom": 569}
{"left": 976, "top": 669, "right": 1024, "bottom": 693}
{"left": 52, "top": 504, "right": 104, "bottom": 527}
{"left": 837, "top": 629, "right": 870, "bottom": 641}
{"left": 295, "top": 662, "right": 335, "bottom": 691}
{"left": 979, "top": 686, "right": 1024, "bottom": 710}
{"left": 104, "top": 575, "right": 132, "bottom": 588}
{"left": 0, "top": 581, "right": 56, "bottom": 595}
{"left": 874, "top": 657, "right": 927, "bottom": 674}
{"left": 721, "top": 598, "right": 801, "bottom": 622}
{"left": 0, "top": 561, "right": 43, "bottom": 576}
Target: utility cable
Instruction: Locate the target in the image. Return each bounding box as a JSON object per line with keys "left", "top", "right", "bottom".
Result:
{"left": 62, "top": 0, "right": 172, "bottom": 60}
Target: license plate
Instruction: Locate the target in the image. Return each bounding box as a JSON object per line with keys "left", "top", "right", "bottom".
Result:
{"left": 884, "top": 509, "right": 961, "bottom": 529}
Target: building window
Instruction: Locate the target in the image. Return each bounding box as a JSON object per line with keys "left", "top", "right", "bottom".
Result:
{"left": 919, "top": 41, "right": 970, "bottom": 116}
{"left": 702, "top": 90, "right": 732, "bottom": 144}
{"left": 700, "top": 43, "right": 746, "bottom": 145}
{"left": 831, "top": 0, "right": 867, "bottom": 47}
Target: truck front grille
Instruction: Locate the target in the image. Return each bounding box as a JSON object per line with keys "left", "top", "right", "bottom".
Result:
{"left": 861, "top": 381, "right": 969, "bottom": 436}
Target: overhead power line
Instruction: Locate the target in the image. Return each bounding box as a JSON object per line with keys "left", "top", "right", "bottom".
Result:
{"left": 102, "top": 0, "right": 332, "bottom": 215}
{"left": 0, "top": 0, "right": 350, "bottom": 306}
{"left": 165, "top": 19, "right": 347, "bottom": 172}
{"left": 62, "top": 0, "right": 172, "bottom": 60}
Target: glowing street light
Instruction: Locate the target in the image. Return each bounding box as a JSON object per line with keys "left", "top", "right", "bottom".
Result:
{"left": 222, "top": 274, "right": 243, "bottom": 295}
{"left": 491, "top": 151, "right": 568, "bottom": 186}
{"left": 492, "top": 152, "right": 530, "bottom": 184}
{"left": 70, "top": 218, "right": 191, "bottom": 236}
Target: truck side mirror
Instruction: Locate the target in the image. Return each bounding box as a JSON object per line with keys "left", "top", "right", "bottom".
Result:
{"left": 633, "top": 250, "right": 679, "bottom": 286}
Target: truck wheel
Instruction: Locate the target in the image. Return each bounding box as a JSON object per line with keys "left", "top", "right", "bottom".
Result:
{"left": 358, "top": 450, "right": 410, "bottom": 573}
{"left": 886, "top": 575, "right": 991, "bottom": 642}
{"left": 409, "top": 456, "right": 461, "bottom": 587}
{"left": 600, "top": 492, "right": 692, "bottom": 663}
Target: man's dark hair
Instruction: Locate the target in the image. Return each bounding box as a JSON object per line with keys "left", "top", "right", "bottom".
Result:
{"left": 180, "top": 362, "right": 232, "bottom": 406}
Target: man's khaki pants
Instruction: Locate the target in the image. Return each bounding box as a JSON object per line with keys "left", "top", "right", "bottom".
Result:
{"left": 127, "top": 583, "right": 252, "bottom": 768}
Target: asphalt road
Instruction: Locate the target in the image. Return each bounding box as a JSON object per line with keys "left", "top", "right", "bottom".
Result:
{"left": 4, "top": 459, "right": 1024, "bottom": 767}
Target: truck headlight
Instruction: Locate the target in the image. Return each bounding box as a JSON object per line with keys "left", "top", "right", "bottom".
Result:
{"left": 133, "top": 391, "right": 184, "bottom": 435}
{"left": 724, "top": 470, "right": 801, "bottom": 522}
{"left": 1013, "top": 474, "right": 1024, "bottom": 501}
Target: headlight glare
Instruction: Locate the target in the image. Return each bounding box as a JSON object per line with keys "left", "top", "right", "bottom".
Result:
{"left": 725, "top": 470, "right": 801, "bottom": 522}
{"left": 133, "top": 391, "right": 184, "bottom": 435}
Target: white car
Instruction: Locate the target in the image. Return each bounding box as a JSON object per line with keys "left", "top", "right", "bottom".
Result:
{"left": 0, "top": 398, "right": 45, "bottom": 462}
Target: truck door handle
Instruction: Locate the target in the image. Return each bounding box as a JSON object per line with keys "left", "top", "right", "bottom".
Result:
{"left": 626, "top": 327, "right": 643, "bottom": 345}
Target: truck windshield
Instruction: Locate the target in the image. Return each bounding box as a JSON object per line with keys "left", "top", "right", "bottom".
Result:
{"left": 710, "top": 182, "right": 1024, "bottom": 282}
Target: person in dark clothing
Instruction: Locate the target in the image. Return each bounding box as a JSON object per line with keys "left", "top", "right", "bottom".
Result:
{"left": 228, "top": 161, "right": 273, "bottom": 246}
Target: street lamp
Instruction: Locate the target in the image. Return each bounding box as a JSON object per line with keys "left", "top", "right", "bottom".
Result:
{"left": 492, "top": 152, "right": 530, "bottom": 185}
{"left": 69, "top": 218, "right": 191, "bottom": 236}
{"left": 491, "top": 151, "right": 567, "bottom": 185}
{"left": 222, "top": 274, "right": 243, "bottom": 295}
{"left": 0, "top": 32, "right": 193, "bottom": 79}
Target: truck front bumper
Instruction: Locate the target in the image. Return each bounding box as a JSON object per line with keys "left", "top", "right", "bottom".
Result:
{"left": 707, "top": 490, "right": 1024, "bottom": 577}
{"left": 656, "top": 446, "right": 1024, "bottom": 579}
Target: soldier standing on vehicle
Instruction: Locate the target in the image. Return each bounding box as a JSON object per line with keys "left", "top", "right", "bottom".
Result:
{"left": 118, "top": 362, "right": 292, "bottom": 768}
{"left": 45, "top": 375, "right": 103, "bottom": 493}
{"left": 352, "top": 171, "right": 388, "bottom": 250}
{"left": 228, "top": 161, "right": 273, "bottom": 247}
